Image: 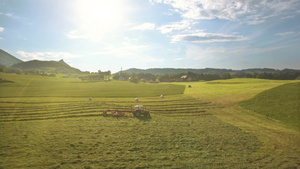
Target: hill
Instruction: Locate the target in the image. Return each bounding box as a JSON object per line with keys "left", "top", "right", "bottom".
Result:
{"left": 122, "top": 68, "right": 235, "bottom": 75}
{"left": 0, "top": 49, "right": 23, "bottom": 67}
{"left": 240, "top": 82, "right": 300, "bottom": 128}
{"left": 12, "top": 59, "right": 81, "bottom": 74}
{"left": 121, "top": 68, "right": 300, "bottom": 75}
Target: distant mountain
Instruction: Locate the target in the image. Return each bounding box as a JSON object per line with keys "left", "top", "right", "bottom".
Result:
{"left": 12, "top": 59, "right": 81, "bottom": 74}
{"left": 0, "top": 49, "right": 23, "bottom": 67}
{"left": 121, "top": 68, "right": 235, "bottom": 75}
{"left": 238, "top": 68, "right": 280, "bottom": 74}
{"left": 282, "top": 68, "right": 300, "bottom": 72}
{"left": 120, "top": 68, "right": 300, "bottom": 75}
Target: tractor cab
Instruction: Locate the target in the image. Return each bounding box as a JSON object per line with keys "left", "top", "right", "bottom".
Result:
{"left": 133, "top": 105, "right": 150, "bottom": 118}
{"left": 134, "top": 105, "right": 144, "bottom": 110}
{"left": 103, "top": 105, "right": 150, "bottom": 118}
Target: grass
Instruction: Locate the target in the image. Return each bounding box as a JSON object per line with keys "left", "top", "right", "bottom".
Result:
{"left": 0, "top": 97, "right": 262, "bottom": 168}
{"left": 240, "top": 82, "right": 300, "bottom": 128}
{"left": 0, "top": 74, "right": 300, "bottom": 168}
{"left": 0, "top": 72, "right": 185, "bottom": 97}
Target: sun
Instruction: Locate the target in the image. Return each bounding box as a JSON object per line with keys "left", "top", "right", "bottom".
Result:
{"left": 75, "top": 0, "right": 127, "bottom": 38}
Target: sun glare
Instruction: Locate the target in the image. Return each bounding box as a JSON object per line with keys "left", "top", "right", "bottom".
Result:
{"left": 75, "top": 0, "right": 127, "bottom": 39}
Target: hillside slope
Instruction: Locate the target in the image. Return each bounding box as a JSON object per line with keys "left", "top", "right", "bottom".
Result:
{"left": 122, "top": 68, "right": 235, "bottom": 75}
{"left": 121, "top": 68, "right": 300, "bottom": 75}
{"left": 12, "top": 59, "right": 81, "bottom": 74}
{"left": 240, "top": 81, "right": 300, "bottom": 127}
{"left": 0, "top": 49, "right": 23, "bottom": 67}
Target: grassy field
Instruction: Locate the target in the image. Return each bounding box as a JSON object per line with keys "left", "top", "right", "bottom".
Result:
{"left": 0, "top": 73, "right": 299, "bottom": 168}
{"left": 240, "top": 82, "right": 300, "bottom": 128}
{"left": 0, "top": 72, "right": 185, "bottom": 97}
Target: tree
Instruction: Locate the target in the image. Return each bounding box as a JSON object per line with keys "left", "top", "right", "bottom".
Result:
{"left": 99, "top": 70, "right": 111, "bottom": 76}
{"left": 220, "top": 73, "right": 231, "bottom": 79}
{"left": 187, "top": 71, "right": 198, "bottom": 81}
{"left": 4, "top": 67, "right": 23, "bottom": 74}
{"left": 129, "top": 73, "right": 139, "bottom": 83}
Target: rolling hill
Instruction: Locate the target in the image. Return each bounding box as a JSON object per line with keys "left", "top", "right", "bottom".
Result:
{"left": 120, "top": 68, "right": 300, "bottom": 75}
{"left": 12, "top": 59, "right": 81, "bottom": 74}
{"left": 240, "top": 82, "right": 300, "bottom": 128}
{"left": 121, "top": 68, "right": 235, "bottom": 75}
{"left": 1, "top": 49, "right": 299, "bottom": 76}
{"left": 0, "top": 49, "right": 81, "bottom": 74}
{"left": 0, "top": 49, "right": 23, "bottom": 67}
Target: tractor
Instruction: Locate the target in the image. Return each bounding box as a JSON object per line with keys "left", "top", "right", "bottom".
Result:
{"left": 132, "top": 105, "right": 150, "bottom": 118}
{"left": 103, "top": 105, "right": 150, "bottom": 118}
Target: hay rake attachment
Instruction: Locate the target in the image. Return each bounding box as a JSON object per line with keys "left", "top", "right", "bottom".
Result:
{"left": 103, "top": 105, "right": 150, "bottom": 118}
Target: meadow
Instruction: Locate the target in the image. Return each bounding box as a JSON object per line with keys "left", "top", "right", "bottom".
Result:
{"left": 0, "top": 72, "right": 299, "bottom": 168}
{"left": 240, "top": 82, "right": 300, "bottom": 128}
{"left": 0, "top": 73, "right": 184, "bottom": 97}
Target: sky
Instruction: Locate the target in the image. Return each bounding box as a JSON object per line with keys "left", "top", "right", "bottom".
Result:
{"left": 0, "top": 0, "right": 300, "bottom": 73}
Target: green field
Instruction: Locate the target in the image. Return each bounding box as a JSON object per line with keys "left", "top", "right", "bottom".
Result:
{"left": 0, "top": 73, "right": 299, "bottom": 168}
{"left": 0, "top": 73, "right": 185, "bottom": 97}
{"left": 240, "top": 82, "right": 300, "bottom": 128}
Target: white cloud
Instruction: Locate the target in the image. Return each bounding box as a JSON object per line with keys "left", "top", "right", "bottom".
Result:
{"left": 186, "top": 45, "right": 285, "bottom": 61}
{"left": 131, "top": 23, "right": 156, "bottom": 30}
{"left": 0, "top": 27, "right": 3, "bottom": 39}
{"left": 66, "top": 29, "right": 113, "bottom": 41}
{"left": 66, "top": 30, "right": 88, "bottom": 39}
{"left": 172, "top": 32, "right": 247, "bottom": 43}
{"left": 280, "top": 15, "right": 294, "bottom": 20}
{"left": 66, "top": 30, "right": 90, "bottom": 39}
{"left": 276, "top": 31, "right": 300, "bottom": 37}
{"left": 91, "top": 43, "right": 163, "bottom": 63}
{"left": 174, "top": 57, "right": 184, "bottom": 61}
{"left": 0, "top": 12, "right": 18, "bottom": 18}
{"left": 151, "top": 0, "right": 300, "bottom": 24}
{"left": 186, "top": 46, "right": 228, "bottom": 60}
{"left": 157, "top": 20, "right": 191, "bottom": 34}
{"left": 17, "top": 51, "right": 81, "bottom": 61}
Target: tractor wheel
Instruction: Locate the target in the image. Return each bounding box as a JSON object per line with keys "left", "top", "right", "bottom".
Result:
{"left": 145, "top": 113, "right": 151, "bottom": 118}
{"left": 133, "top": 110, "right": 141, "bottom": 117}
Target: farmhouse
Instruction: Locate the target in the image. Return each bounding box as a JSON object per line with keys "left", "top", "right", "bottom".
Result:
{"left": 181, "top": 75, "right": 188, "bottom": 82}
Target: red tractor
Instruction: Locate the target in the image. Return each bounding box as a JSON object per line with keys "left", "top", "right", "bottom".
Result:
{"left": 103, "top": 105, "right": 150, "bottom": 118}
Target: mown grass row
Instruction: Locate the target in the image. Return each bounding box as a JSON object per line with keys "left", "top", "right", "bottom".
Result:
{"left": 0, "top": 96, "right": 265, "bottom": 168}
{"left": 0, "top": 111, "right": 264, "bottom": 169}
{"left": 0, "top": 96, "right": 215, "bottom": 122}
{"left": 1, "top": 78, "right": 299, "bottom": 168}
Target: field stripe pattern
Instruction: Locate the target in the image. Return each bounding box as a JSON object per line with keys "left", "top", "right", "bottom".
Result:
{"left": 0, "top": 96, "right": 215, "bottom": 122}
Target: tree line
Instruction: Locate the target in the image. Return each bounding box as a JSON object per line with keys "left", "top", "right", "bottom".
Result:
{"left": 79, "top": 70, "right": 112, "bottom": 81}
{"left": 113, "top": 71, "right": 300, "bottom": 83}
{"left": 0, "top": 67, "right": 56, "bottom": 76}
{"left": 1, "top": 66, "right": 299, "bottom": 82}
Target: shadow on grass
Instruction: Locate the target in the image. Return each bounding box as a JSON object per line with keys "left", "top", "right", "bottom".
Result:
{"left": 102, "top": 113, "right": 152, "bottom": 121}
{"left": 136, "top": 115, "right": 152, "bottom": 121}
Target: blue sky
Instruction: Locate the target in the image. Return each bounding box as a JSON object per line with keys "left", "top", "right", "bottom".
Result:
{"left": 0, "top": 0, "right": 300, "bottom": 73}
